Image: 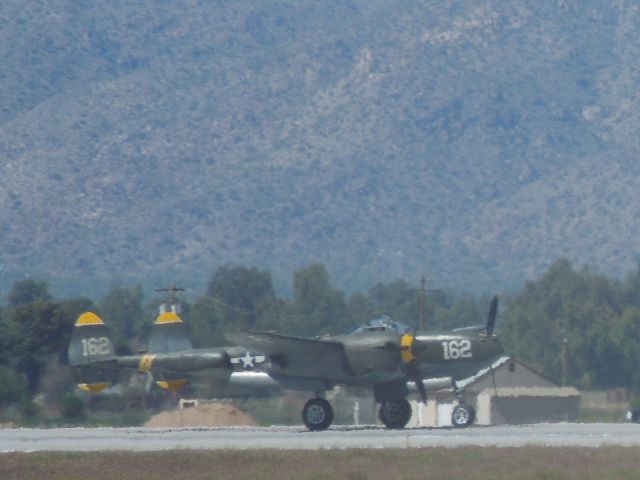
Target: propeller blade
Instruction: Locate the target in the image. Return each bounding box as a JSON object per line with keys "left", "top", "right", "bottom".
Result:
{"left": 403, "top": 356, "right": 427, "bottom": 403}
{"left": 486, "top": 295, "right": 498, "bottom": 336}
{"left": 400, "top": 333, "right": 416, "bottom": 363}
{"left": 399, "top": 333, "right": 428, "bottom": 402}
{"left": 400, "top": 333, "right": 427, "bottom": 362}
{"left": 144, "top": 372, "right": 154, "bottom": 393}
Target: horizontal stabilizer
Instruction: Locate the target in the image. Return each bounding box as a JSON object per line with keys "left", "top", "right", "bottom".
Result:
{"left": 155, "top": 378, "right": 189, "bottom": 393}
{"left": 71, "top": 364, "right": 117, "bottom": 393}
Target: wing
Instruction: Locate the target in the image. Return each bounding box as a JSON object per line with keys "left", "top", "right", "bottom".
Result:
{"left": 226, "top": 330, "right": 348, "bottom": 381}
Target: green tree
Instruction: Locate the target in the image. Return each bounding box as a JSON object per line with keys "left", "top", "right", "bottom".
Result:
{"left": 59, "top": 391, "right": 85, "bottom": 420}
{"left": 5, "top": 299, "right": 60, "bottom": 393}
{"left": 205, "top": 265, "right": 276, "bottom": 330}
{"left": 293, "top": 263, "right": 348, "bottom": 335}
{"left": 502, "top": 258, "right": 625, "bottom": 389}
{"left": 502, "top": 259, "right": 579, "bottom": 383}
{"left": 0, "top": 365, "right": 27, "bottom": 406}
{"left": 347, "top": 292, "right": 375, "bottom": 326}
{"left": 188, "top": 296, "right": 224, "bottom": 347}
{"left": 432, "top": 295, "right": 482, "bottom": 330}
{"left": 367, "top": 280, "right": 418, "bottom": 326}
{"left": 0, "top": 306, "right": 9, "bottom": 365}
{"left": 6, "top": 279, "right": 51, "bottom": 308}
{"left": 99, "top": 285, "right": 144, "bottom": 346}
{"left": 620, "top": 265, "right": 640, "bottom": 310}
{"left": 1, "top": 280, "right": 86, "bottom": 394}
{"left": 611, "top": 307, "right": 640, "bottom": 392}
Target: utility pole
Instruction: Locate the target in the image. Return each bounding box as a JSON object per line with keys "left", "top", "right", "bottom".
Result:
{"left": 155, "top": 285, "right": 185, "bottom": 299}
{"left": 418, "top": 276, "right": 442, "bottom": 331}
{"left": 561, "top": 330, "right": 568, "bottom": 386}
{"left": 419, "top": 276, "right": 426, "bottom": 330}
{"left": 154, "top": 286, "right": 185, "bottom": 312}
{"left": 561, "top": 302, "right": 571, "bottom": 386}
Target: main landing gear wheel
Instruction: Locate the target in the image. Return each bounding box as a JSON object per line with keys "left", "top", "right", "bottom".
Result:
{"left": 379, "top": 398, "right": 412, "bottom": 429}
{"left": 302, "top": 398, "right": 334, "bottom": 431}
{"left": 451, "top": 403, "right": 475, "bottom": 428}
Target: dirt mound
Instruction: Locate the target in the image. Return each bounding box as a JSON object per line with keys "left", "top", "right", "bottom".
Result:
{"left": 144, "top": 402, "right": 256, "bottom": 428}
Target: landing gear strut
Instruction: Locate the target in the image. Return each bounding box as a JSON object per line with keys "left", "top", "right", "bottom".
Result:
{"left": 449, "top": 379, "right": 475, "bottom": 428}
{"left": 379, "top": 398, "right": 412, "bottom": 429}
{"left": 302, "top": 398, "right": 334, "bottom": 431}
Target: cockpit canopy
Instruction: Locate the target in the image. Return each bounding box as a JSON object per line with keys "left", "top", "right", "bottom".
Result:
{"left": 348, "top": 316, "right": 411, "bottom": 335}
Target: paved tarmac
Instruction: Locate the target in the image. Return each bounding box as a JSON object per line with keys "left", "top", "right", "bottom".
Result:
{"left": 2, "top": 423, "right": 640, "bottom": 451}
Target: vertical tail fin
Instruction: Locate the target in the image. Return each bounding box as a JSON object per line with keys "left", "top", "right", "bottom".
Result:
{"left": 148, "top": 305, "right": 193, "bottom": 353}
{"left": 148, "top": 305, "right": 191, "bottom": 393}
{"left": 68, "top": 312, "right": 117, "bottom": 393}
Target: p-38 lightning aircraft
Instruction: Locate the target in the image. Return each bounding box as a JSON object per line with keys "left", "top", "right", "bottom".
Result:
{"left": 68, "top": 297, "right": 503, "bottom": 430}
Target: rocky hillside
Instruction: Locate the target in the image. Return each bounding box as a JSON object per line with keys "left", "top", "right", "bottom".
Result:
{"left": 1, "top": 0, "right": 640, "bottom": 296}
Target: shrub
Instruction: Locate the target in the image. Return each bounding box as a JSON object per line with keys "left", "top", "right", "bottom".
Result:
{"left": 0, "top": 366, "right": 27, "bottom": 406}
{"left": 19, "top": 397, "right": 41, "bottom": 422}
{"left": 59, "top": 392, "right": 85, "bottom": 420}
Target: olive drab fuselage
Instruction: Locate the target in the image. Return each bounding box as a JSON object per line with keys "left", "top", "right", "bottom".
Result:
{"left": 316, "top": 328, "right": 504, "bottom": 386}
{"left": 69, "top": 296, "right": 504, "bottom": 430}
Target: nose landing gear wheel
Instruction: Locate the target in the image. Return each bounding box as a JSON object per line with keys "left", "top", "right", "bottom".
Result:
{"left": 451, "top": 403, "right": 475, "bottom": 428}
{"left": 302, "top": 398, "right": 334, "bottom": 431}
{"left": 379, "top": 398, "right": 412, "bottom": 429}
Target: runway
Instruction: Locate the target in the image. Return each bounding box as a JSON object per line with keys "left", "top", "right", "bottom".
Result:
{"left": 2, "top": 423, "right": 640, "bottom": 451}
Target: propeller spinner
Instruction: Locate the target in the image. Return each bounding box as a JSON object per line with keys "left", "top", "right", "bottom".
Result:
{"left": 400, "top": 333, "right": 428, "bottom": 401}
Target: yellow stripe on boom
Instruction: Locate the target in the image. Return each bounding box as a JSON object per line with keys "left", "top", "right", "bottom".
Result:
{"left": 75, "top": 312, "right": 104, "bottom": 327}
{"left": 138, "top": 354, "right": 156, "bottom": 373}
{"left": 154, "top": 311, "right": 182, "bottom": 324}
{"left": 400, "top": 334, "right": 416, "bottom": 363}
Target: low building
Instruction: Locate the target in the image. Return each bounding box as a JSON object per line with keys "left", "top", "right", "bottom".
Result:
{"left": 408, "top": 357, "right": 581, "bottom": 426}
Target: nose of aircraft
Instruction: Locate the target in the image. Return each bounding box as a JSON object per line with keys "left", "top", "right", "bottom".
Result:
{"left": 477, "top": 333, "right": 504, "bottom": 360}
{"left": 490, "top": 335, "right": 504, "bottom": 355}
{"left": 402, "top": 330, "right": 504, "bottom": 364}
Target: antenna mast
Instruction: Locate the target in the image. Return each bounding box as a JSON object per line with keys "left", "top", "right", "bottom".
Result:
{"left": 419, "top": 276, "right": 426, "bottom": 330}
{"left": 154, "top": 286, "right": 185, "bottom": 299}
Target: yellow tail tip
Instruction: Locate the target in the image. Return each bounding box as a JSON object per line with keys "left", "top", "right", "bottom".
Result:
{"left": 78, "top": 382, "right": 111, "bottom": 393}
{"left": 75, "top": 312, "right": 104, "bottom": 327}
{"left": 156, "top": 379, "right": 188, "bottom": 392}
{"left": 154, "top": 311, "right": 182, "bottom": 325}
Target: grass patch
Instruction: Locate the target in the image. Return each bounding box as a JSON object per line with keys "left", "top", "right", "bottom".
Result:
{"left": 2, "top": 448, "right": 640, "bottom": 480}
{"left": 0, "top": 410, "right": 151, "bottom": 428}
{"left": 579, "top": 408, "right": 627, "bottom": 423}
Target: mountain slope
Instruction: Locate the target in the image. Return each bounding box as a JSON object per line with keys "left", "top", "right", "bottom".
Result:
{"left": 1, "top": 0, "right": 639, "bottom": 295}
